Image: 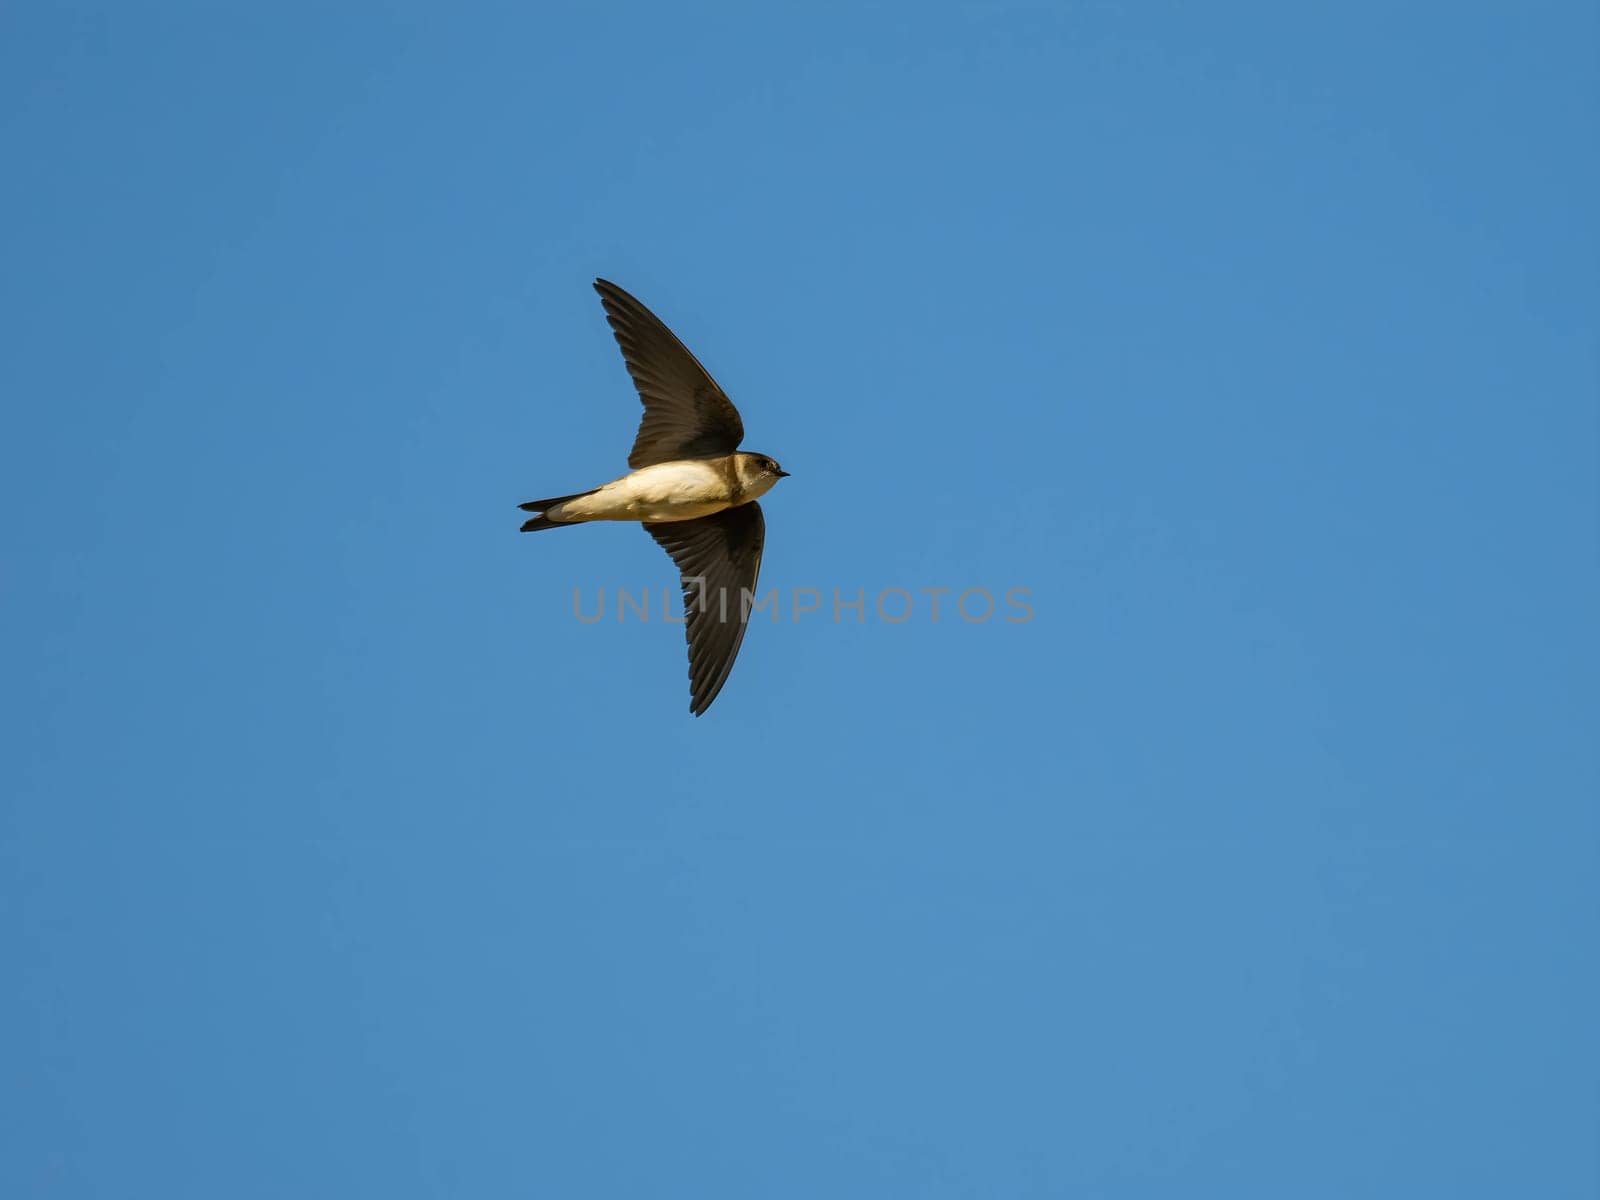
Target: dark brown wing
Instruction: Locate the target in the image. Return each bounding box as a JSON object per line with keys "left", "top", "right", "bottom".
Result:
{"left": 646, "top": 503, "right": 765, "bottom": 716}
{"left": 594, "top": 279, "right": 746, "bottom": 468}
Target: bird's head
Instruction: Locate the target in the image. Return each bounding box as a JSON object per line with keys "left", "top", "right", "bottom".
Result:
{"left": 735, "top": 452, "right": 790, "bottom": 498}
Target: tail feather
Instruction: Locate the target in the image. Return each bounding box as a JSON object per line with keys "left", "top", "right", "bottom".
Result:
{"left": 517, "top": 488, "right": 595, "bottom": 533}
{"left": 521, "top": 514, "right": 571, "bottom": 532}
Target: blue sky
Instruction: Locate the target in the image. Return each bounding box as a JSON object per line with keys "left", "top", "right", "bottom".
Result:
{"left": 2, "top": 2, "right": 1596, "bottom": 1195}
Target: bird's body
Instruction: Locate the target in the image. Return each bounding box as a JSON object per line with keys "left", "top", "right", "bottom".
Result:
{"left": 536, "top": 453, "right": 784, "bottom": 526}
{"left": 518, "top": 279, "right": 789, "bottom": 716}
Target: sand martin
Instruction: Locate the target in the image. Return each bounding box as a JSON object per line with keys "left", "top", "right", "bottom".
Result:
{"left": 519, "top": 279, "right": 788, "bottom": 716}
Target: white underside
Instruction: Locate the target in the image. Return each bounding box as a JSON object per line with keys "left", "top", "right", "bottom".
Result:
{"left": 550, "top": 460, "right": 736, "bottom": 523}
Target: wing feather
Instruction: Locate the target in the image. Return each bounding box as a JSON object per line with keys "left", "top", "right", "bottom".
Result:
{"left": 646, "top": 504, "right": 765, "bottom": 715}
{"left": 594, "top": 279, "right": 745, "bottom": 468}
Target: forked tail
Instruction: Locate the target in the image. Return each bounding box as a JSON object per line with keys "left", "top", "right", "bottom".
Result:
{"left": 517, "top": 489, "right": 596, "bottom": 532}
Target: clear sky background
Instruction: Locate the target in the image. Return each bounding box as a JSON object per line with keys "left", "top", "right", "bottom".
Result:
{"left": 3, "top": 2, "right": 1596, "bottom": 1196}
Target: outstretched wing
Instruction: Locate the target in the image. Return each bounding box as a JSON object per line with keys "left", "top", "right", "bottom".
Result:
{"left": 646, "top": 504, "right": 765, "bottom": 716}
{"left": 594, "top": 278, "right": 746, "bottom": 468}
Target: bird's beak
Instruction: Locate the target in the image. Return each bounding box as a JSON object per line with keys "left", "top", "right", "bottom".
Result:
{"left": 776, "top": 469, "right": 791, "bottom": 478}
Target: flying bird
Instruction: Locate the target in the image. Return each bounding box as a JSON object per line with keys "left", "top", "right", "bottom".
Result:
{"left": 519, "top": 279, "right": 788, "bottom": 716}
